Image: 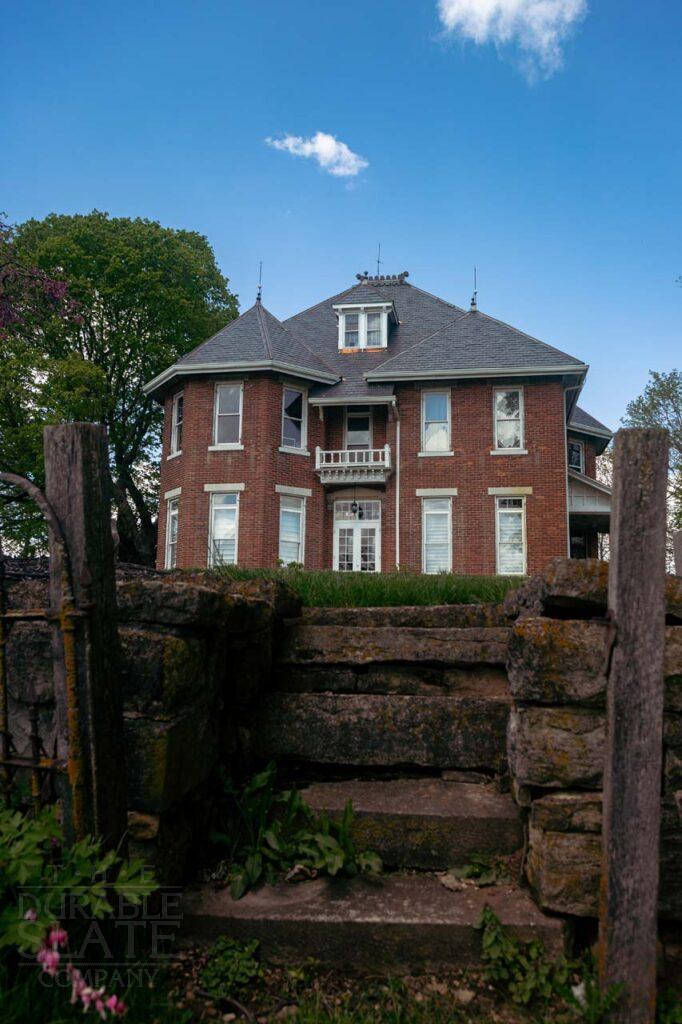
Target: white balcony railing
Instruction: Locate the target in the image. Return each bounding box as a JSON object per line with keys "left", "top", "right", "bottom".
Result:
{"left": 315, "top": 446, "right": 392, "bottom": 484}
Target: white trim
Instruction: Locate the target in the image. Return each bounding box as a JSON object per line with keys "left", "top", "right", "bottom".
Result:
{"left": 213, "top": 381, "right": 243, "bottom": 448}
{"left": 144, "top": 359, "right": 338, "bottom": 395}
{"left": 279, "top": 446, "right": 311, "bottom": 457}
{"left": 421, "top": 388, "right": 451, "bottom": 455}
{"left": 203, "top": 482, "right": 245, "bottom": 492}
{"left": 337, "top": 308, "right": 389, "bottom": 350}
{"left": 281, "top": 384, "right": 308, "bottom": 452}
{"left": 164, "top": 487, "right": 182, "bottom": 500}
{"left": 366, "top": 363, "right": 589, "bottom": 382}
{"left": 166, "top": 450, "right": 182, "bottom": 461}
{"left": 490, "top": 449, "right": 528, "bottom": 456}
{"left": 494, "top": 496, "right": 527, "bottom": 576}
{"left": 278, "top": 493, "right": 306, "bottom": 566}
{"left": 208, "top": 443, "right": 245, "bottom": 451}
{"left": 344, "top": 405, "right": 373, "bottom": 450}
{"left": 568, "top": 424, "right": 613, "bottom": 441}
{"left": 488, "top": 486, "right": 533, "bottom": 496}
{"left": 164, "top": 495, "right": 179, "bottom": 570}
{"left": 170, "top": 390, "right": 184, "bottom": 456}
{"left": 567, "top": 469, "right": 612, "bottom": 495}
{"left": 417, "top": 487, "right": 458, "bottom": 497}
{"left": 422, "top": 496, "right": 453, "bottom": 574}
{"left": 208, "top": 490, "right": 240, "bottom": 567}
{"left": 567, "top": 438, "right": 585, "bottom": 473}
{"left": 309, "top": 395, "right": 396, "bottom": 407}
{"left": 493, "top": 386, "right": 524, "bottom": 452}
{"left": 276, "top": 484, "right": 313, "bottom": 498}
{"left": 418, "top": 451, "right": 454, "bottom": 457}
{"left": 332, "top": 500, "right": 382, "bottom": 573}
{"left": 332, "top": 302, "right": 394, "bottom": 313}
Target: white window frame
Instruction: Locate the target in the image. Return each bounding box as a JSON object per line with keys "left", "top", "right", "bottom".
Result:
{"left": 332, "top": 500, "right": 382, "bottom": 573}
{"left": 420, "top": 389, "right": 452, "bottom": 455}
{"left": 165, "top": 497, "right": 179, "bottom": 569}
{"left": 495, "top": 496, "right": 527, "bottom": 576}
{"left": 208, "top": 489, "right": 240, "bottom": 567}
{"left": 280, "top": 385, "right": 308, "bottom": 454}
{"left": 422, "top": 497, "right": 452, "bottom": 574}
{"left": 211, "top": 382, "right": 243, "bottom": 450}
{"left": 279, "top": 495, "right": 306, "bottom": 566}
{"left": 336, "top": 306, "right": 390, "bottom": 350}
{"left": 492, "top": 387, "right": 525, "bottom": 453}
{"left": 169, "top": 391, "right": 183, "bottom": 458}
{"left": 344, "top": 406, "right": 373, "bottom": 450}
{"left": 567, "top": 438, "right": 585, "bottom": 473}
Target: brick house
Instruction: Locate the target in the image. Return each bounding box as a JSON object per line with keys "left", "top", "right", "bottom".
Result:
{"left": 144, "top": 272, "right": 612, "bottom": 574}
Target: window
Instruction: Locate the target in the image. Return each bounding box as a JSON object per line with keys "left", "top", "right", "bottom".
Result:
{"left": 337, "top": 308, "right": 388, "bottom": 349}
{"left": 208, "top": 492, "right": 239, "bottom": 566}
{"left": 344, "top": 313, "right": 360, "bottom": 348}
{"left": 165, "top": 498, "right": 179, "bottom": 569}
{"left": 282, "top": 387, "right": 306, "bottom": 450}
{"left": 214, "top": 384, "right": 242, "bottom": 446}
{"left": 494, "top": 389, "right": 523, "bottom": 450}
{"left": 170, "top": 392, "right": 183, "bottom": 455}
{"left": 422, "top": 498, "right": 452, "bottom": 573}
{"left": 345, "top": 406, "right": 372, "bottom": 449}
{"left": 279, "top": 495, "right": 305, "bottom": 565}
{"left": 568, "top": 440, "right": 584, "bottom": 473}
{"left": 422, "top": 391, "right": 451, "bottom": 452}
{"left": 495, "top": 497, "right": 526, "bottom": 575}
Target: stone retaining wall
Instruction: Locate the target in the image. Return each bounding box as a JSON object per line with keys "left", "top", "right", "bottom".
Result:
{"left": 504, "top": 558, "right": 682, "bottom": 921}
{"left": 3, "top": 562, "right": 298, "bottom": 880}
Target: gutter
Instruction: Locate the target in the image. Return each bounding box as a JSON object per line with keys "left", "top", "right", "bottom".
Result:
{"left": 143, "top": 359, "right": 339, "bottom": 396}
{"left": 365, "top": 363, "right": 589, "bottom": 382}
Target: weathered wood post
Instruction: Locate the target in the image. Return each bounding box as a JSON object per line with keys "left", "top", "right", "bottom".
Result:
{"left": 598, "top": 428, "right": 669, "bottom": 1021}
{"left": 674, "top": 529, "right": 682, "bottom": 576}
{"left": 44, "top": 423, "right": 128, "bottom": 848}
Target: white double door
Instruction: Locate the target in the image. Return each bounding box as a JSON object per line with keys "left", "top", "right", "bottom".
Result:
{"left": 332, "top": 500, "right": 381, "bottom": 572}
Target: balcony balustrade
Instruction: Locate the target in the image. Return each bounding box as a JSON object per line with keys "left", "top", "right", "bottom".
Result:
{"left": 315, "top": 446, "right": 392, "bottom": 485}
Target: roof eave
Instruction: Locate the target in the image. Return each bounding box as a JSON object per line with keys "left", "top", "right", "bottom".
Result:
{"left": 309, "top": 395, "right": 396, "bottom": 407}
{"left": 365, "top": 363, "right": 589, "bottom": 382}
{"left": 568, "top": 468, "right": 612, "bottom": 495}
{"left": 143, "top": 360, "right": 339, "bottom": 397}
{"left": 568, "top": 424, "right": 613, "bottom": 441}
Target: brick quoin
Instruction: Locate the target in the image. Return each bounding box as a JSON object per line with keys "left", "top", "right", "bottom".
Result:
{"left": 156, "top": 375, "right": 596, "bottom": 575}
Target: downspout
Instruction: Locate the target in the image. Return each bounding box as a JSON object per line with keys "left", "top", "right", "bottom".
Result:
{"left": 394, "top": 403, "right": 401, "bottom": 570}
{"left": 564, "top": 382, "right": 583, "bottom": 556}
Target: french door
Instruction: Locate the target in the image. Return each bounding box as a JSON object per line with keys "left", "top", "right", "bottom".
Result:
{"left": 333, "top": 500, "right": 381, "bottom": 572}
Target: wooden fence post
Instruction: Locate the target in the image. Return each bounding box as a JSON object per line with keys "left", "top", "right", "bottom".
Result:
{"left": 598, "top": 428, "right": 669, "bottom": 1021}
{"left": 44, "top": 423, "right": 128, "bottom": 848}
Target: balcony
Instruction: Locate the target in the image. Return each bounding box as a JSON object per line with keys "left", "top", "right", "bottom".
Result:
{"left": 315, "top": 446, "right": 392, "bottom": 485}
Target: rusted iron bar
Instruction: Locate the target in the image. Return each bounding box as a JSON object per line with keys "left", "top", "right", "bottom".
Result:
{"left": 598, "top": 428, "right": 669, "bottom": 1022}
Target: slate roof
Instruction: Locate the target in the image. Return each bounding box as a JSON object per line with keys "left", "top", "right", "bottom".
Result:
{"left": 569, "top": 406, "right": 613, "bottom": 436}
{"left": 177, "top": 302, "right": 337, "bottom": 380}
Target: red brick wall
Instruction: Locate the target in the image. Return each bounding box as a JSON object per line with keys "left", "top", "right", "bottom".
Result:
{"left": 156, "top": 375, "right": 570, "bottom": 575}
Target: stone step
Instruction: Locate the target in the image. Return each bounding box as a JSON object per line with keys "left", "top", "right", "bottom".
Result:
{"left": 299, "top": 779, "right": 523, "bottom": 869}
{"left": 252, "top": 692, "right": 510, "bottom": 772}
{"left": 278, "top": 624, "right": 510, "bottom": 668}
{"left": 276, "top": 663, "right": 509, "bottom": 697}
{"left": 298, "top": 604, "right": 511, "bottom": 629}
{"left": 182, "top": 874, "right": 567, "bottom": 968}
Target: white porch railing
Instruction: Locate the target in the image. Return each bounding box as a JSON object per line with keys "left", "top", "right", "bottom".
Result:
{"left": 315, "top": 446, "right": 392, "bottom": 484}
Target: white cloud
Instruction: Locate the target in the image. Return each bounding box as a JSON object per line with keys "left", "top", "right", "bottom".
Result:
{"left": 265, "top": 132, "right": 369, "bottom": 178}
{"left": 437, "top": 0, "right": 587, "bottom": 77}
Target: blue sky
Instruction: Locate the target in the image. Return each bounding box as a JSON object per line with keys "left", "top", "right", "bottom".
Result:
{"left": 3, "top": 0, "right": 681, "bottom": 429}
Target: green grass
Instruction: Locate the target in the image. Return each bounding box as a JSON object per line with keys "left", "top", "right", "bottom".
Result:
{"left": 213, "top": 567, "right": 523, "bottom": 607}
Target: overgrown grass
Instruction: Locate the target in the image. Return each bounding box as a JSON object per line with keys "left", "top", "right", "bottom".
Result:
{"left": 213, "top": 567, "right": 523, "bottom": 607}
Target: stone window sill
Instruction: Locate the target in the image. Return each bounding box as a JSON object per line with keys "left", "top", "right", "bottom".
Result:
{"left": 208, "top": 444, "right": 244, "bottom": 451}
{"left": 418, "top": 451, "right": 454, "bottom": 458}
{"left": 279, "top": 446, "right": 311, "bottom": 457}
{"left": 166, "top": 450, "right": 182, "bottom": 461}
{"left": 490, "top": 449, "right": 528, "bottom": 456}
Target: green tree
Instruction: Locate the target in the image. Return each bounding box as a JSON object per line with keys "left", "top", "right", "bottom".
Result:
{"left": 3, "top": 211, "right": 238, "bottom": 561}
{"left": 623, "top": 369, "right": 682, "bottom": 535}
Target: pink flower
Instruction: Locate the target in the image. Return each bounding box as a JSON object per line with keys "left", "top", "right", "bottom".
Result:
{"left": 23, "top": 908, "right": 38, "bottom": 922}
{"left": 106, "top": 994, "right": 127, "bottom": 1016}
{"left": 37, "top": 947, "right": 61, "bottom": 976}
{"left": 47, "top": 926, "right": 68, "bottom": 949}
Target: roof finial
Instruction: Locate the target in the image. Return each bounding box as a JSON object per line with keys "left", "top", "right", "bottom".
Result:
{"left": 376, "top": 242, "right": 382, "bottom": 277}
{"left": 256, "top": 260, "right": 263, "bottom": 303}
{"left": 470, "top": 266, "right": 478, "bottom": 311}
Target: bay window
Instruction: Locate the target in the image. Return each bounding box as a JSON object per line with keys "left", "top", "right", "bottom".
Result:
{"left": 495, "top": 497, "right": 526, "bottom": 575}
{"left": 421, "top": 391, "right": 451, "bottom": 453}
{"left": 422, "top": 498, "right": 452, "bottom": 573}
{"left": 493, "top": 389, "right": 524, "bottom": 450}
{"left": 279, "top": 495, "right": 305, "bottom": 565}
{"left": 208, "top": 492, "right": 239, "bottom": 566}
{"left": 214, "top": 383, "right": 242, "bottom": 447}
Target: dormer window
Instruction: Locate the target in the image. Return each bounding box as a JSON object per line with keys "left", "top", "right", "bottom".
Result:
{"left": 335, "top": 303, "right": 392, "bottom": 350}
